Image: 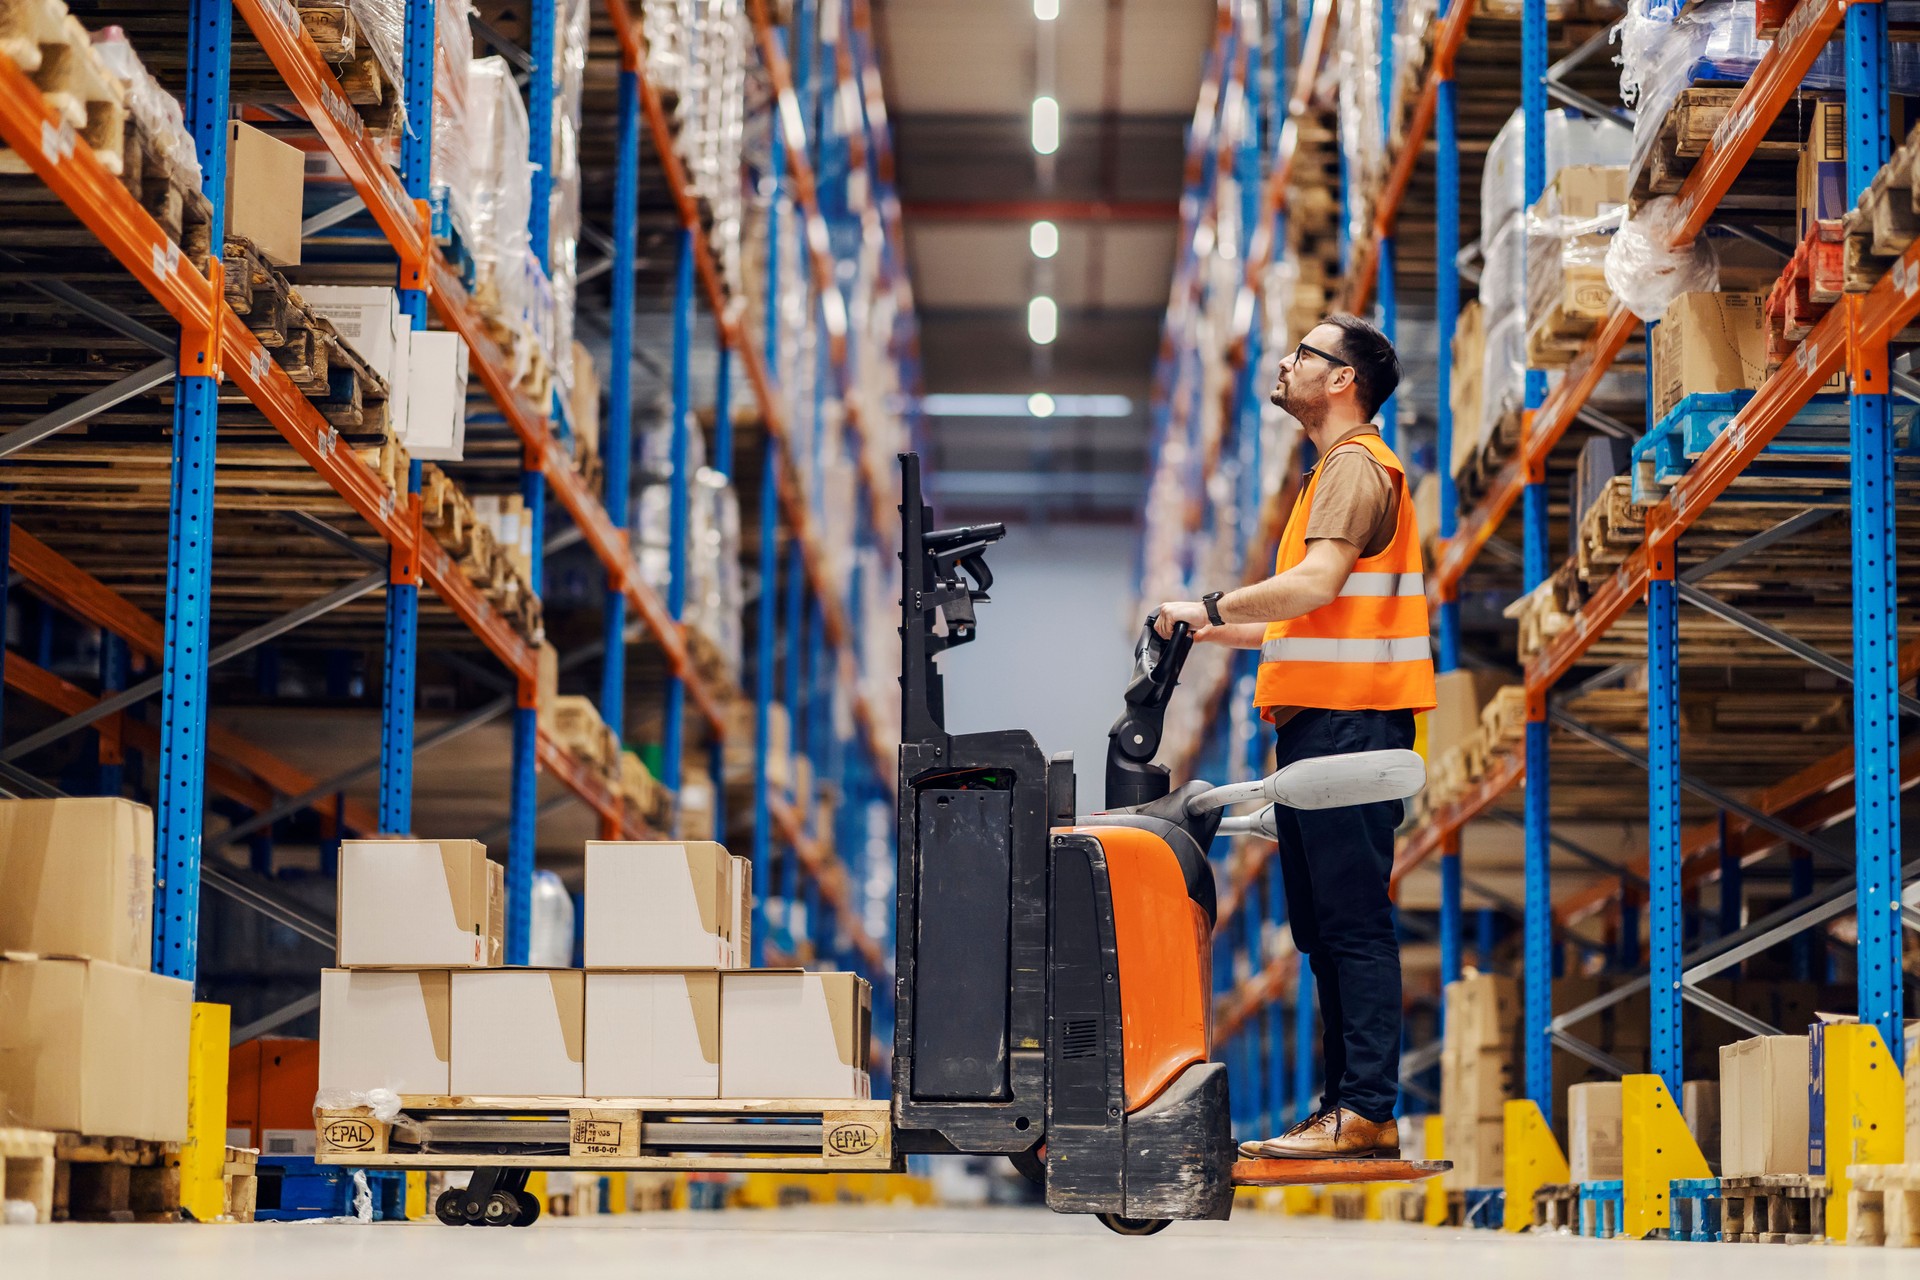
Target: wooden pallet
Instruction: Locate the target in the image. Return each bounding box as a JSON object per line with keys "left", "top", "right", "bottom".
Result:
{"left": 1847, "top": 1164, "right": 1920, "bottom": 1247}
{"left": 222, "top": 1146, "right": 259, "bottom": 1224}
{"left": 1721, "top": 1173, "right": 1827, "bottom": 1244}
{"left": 0, "top": 0, "right": 125, "bottom": 170}
{"left": 52, "top": 1132, "right": 181, "bottom": 1223}
{"left": 1631, "top": 86, "right": 1801, "bottom": 209}
{"left": 0, "top": 1127, "right": 56, "bottom": 1224}
{"left": 1532, "top": 1181, "right": 1580, "bottom": 1232}
{"left": 314, "top": 1095, "right": 896, "bottom": 1174}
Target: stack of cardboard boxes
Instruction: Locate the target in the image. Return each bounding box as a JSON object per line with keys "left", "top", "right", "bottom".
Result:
{"left": 319, "top": 839, "right": 869, "bottom": 1104}
{"left": 0, "top": 798, "right": 191, "bottom": 1143}
{"left": 1440, "top": 972, "right": 1519, "bottom": 1188}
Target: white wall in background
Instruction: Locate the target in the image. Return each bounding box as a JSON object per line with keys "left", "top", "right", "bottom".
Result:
{"left": 939, "top": 523, "right": 1144, "bottom": 807}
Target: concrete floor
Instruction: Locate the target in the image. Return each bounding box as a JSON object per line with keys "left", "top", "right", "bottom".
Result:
{"left": 1, "top": 1207, "right": 1910, "bottom": 1278}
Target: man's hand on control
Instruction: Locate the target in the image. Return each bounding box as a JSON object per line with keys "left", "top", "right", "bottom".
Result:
{"left": 1153, "top": 601, "right": 1211, "bottom": 639}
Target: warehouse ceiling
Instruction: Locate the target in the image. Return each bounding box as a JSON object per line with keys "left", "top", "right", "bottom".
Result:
{"left": 874, "top": 0, "right": 1215, "bottom": 522}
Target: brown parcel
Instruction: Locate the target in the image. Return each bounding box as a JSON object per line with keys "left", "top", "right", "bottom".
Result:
{"left": 1719, "top": 1034, "right": 1809, "bottom": 1177}
{"left": 226, "top": 120, "right": 305, "bottom": 266}
{"left": 0, "top": 797, "right": 154, "bottom": 971}
{"left": 0, "top": 953, "right": 191, "bottom": 1141}
{"left": 1651, "top": 291, "right": 1768, "bottom": 421}
{"left": 1568, "top": 1081, "right": 1624, "bottom": 1182}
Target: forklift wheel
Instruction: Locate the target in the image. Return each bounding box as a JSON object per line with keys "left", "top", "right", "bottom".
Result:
{"left": 482, "top": 1191, "right": 523, "bottom": 1226}
{"left": 434, "top": 1189, "right": 468, "bottom": 1226}
{"left": 1095, "top": 1213, "right": 1172, "bottom": 1237}
{"left": 513, "top": 1189, "right": 542, "bottom": 1227}
{"left": 1008, "top": 1149, "right": 1045, "bottom": 1187}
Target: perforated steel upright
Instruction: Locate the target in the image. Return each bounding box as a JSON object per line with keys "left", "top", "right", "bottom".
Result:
{"left": 1433, "top": 0, "right": 1463, "bottom": 990}
{"left": 1375, "top": 0, "right": 1397, "bottom": 449}
{"left": 601, "top": 62, "right": 641, "bottom": 762}
{"left": 153, "top": 0, "right": 231, "bottom": 980}
{"left": 750, "top": 91, "right": 786, "bottom": 966}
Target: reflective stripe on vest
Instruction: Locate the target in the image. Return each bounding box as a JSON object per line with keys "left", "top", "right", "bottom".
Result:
{"left": 1260, "top": 635, "right": 1433, "bottom": 665}
{"left": 1339, "top": 571, "right": 1426, "bottom": 598}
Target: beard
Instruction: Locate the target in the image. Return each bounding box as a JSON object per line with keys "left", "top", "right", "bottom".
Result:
{"left": 1271, "top": 374, "right": 1323, "bottom": 428}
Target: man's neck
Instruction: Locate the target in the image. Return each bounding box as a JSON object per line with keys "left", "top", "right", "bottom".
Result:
{"left": 1307, "top": 415, "right": 1373, "bottom": 457}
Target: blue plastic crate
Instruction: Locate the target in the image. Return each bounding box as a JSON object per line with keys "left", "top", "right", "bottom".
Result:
{"left": 1577, "top": 1180, "right": 1624, "bottom": 1238}
{"left": 253, "top": 1156, "right": 409, "bottom": 1222}
{"left": 1462, "top": 1186, "right": 1505, "bottom": 1229}
{"left": 1669, "top": 1177, "right": 1722, "bottom": 1242}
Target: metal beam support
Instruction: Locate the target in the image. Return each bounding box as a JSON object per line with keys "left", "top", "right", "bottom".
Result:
{"left": 662, "top": 227, "right": 695, "bottom": 822}
{"left": 1678, "top": 583, "right": 1920, "bottom": 716}
{"left": 1435, "top": 72, "right": 1460, "bottom": 673}
{"left": 1682, "top": 507, "right": 1836, "bottom": 583}
{"left": 1847, "top": 0, "right": 1902, "bottom": 1066}
{"left": 601, "top": 67, "right": 640, "bottom": 741}
{"left": 0, "top": 360, "right": 175, "bottom": 460}
{"left": 1647, "top": 550, "right": 1682, "bottom": 1093}
{"left": 750, "top": 95, "right": 785, "bottom": 967}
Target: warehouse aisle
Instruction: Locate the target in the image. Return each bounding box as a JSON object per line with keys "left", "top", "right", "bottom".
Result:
{"left": 4, "top": 1208, "right": 1919, "bottom": 1278}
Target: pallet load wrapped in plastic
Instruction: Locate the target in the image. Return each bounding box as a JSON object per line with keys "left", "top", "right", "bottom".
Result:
{"left": 468, "top": 55, "right": 553, "bottom": 398}
{"left": 545, "top": 0, "right": 588, "bottom": 412}
{"left": 88, "top": 29, "right": 199, "bottom": 191}
{"left": 1525, "top": 166, "right": 1628, "bottom": 366}
{"left": 430, "top": 0, "right": 475, "bottom": 245}
{"left": 643, "top": 0, "right": 750, "bottom": 297}
{"left": 1334, "top": 0, "right": 1385, "bottom": 251}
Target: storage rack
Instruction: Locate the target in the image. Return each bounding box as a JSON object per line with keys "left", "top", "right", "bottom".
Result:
{"left": 1145, "top": 0, "right": 1913, "bottom": 1147}
{"left": 0, "top": 0, "right": 908, "bottom": 1060}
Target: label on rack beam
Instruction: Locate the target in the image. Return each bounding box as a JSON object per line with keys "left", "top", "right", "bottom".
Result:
{"left": 37, "top": 119, "right": 74, "bottom": 166}
{"left": 247, "top": 349, "right": 271, "bottom": 381}
{"left": 259, "top": 0, "right": 303, "bottom": 45}
{"left": 148, "top": 239, "right": 181, "bottom": 283}
{"left": 1895, "top": 258, "right": 1919, "bottom": 298}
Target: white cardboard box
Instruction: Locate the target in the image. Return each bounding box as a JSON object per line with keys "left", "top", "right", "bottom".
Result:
{"left": 728, "top": 855, "right": 751, "bottom": 968}
{"left": 584, "top": 842, "right": 733, "bottom": 969}
{"left": 1568, "top": 1081, "right": 1623, "bottom": 1182}
{"left": 720, "top": 971, "right": 870, "bottom": 1100}
{"left": 296, "top": 286, "right": 410, "bottom": 433}
{"left": 336, "top": 839, "right": 489, "bottom": 968}
{"left": 404, "top": 329, "right": 469, "bottom": 461}
{"left": 584, "top": 971, "right": 719, "bottom": 1098}
{"left": 451, "top": 969, "right": 584, "bottom": 1097}
{"left": 318, "top": 968, "right": 451, "bottom": 1096}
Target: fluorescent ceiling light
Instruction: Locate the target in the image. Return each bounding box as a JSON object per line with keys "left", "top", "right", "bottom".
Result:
{"left": 1027, "top": 392, "right": 1056, "bottom": 417}
{"left": 1027, "top": 295, "right": 1058, "bottom": 345}
{"left": 1029, "top": 220, "right": 1059, "bottom": 259}
{"left": 1035, "top": 0, "right": 1059, "bottom": 16}
{"left": 920, "top": 394, "right": 1134, "bottom": 418}
{"left": 1031, "top": 96, "right": 1060, "bottom": 155}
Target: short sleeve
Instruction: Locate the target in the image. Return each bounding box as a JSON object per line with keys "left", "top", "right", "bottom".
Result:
{"left": 1303, "top": 447, "right": 1396, "bottom": 555}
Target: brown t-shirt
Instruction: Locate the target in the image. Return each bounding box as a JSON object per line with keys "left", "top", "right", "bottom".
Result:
{"left": 1268, "top": 427, "right": 1399, "bottom": 727}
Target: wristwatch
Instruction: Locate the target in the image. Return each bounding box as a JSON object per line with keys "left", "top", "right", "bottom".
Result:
{"left": 1201, "top": 592, "right": 1226, "bottom": 627}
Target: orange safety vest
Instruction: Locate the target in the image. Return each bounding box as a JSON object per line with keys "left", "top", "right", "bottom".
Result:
{"left": 1253, "top": 432, "right": 1436, "bottom": 716}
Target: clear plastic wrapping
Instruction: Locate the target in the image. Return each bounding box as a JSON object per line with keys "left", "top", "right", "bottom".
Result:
{"left": 547, "top": 0, "right": 589, "bottom": 408}
{"left": 430, "top": 0, "right": 475, "bottom": 242}
{"left": 1525, "top": 167, "right": 1626, "bottom": 356}
{"left": 1335, "top": 0, "right": 1385, "bottom": 251}
{"left": 468, "top": 56, "right": 533, "bottom": 316}
{"left": 1603, "top": 194, "right": 1719, "bottom": 321}
{"left": 1479, "top": 108, "right": 1632, "bottom": 250}
{"left": 1479, "top": 216, "right": 1528, "bottom": 321}
{"left": 645, "top": 0, "right": 750, "bottom": 296}
{"left": 90, "top": 29, "right": 202, "bottom": 192}
{"left": 346, "top": 0, "right": 407, "bottom": 134}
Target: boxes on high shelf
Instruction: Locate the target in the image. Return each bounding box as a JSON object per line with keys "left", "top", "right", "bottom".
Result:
{"left": 584, "top": 971, "right": 719, "bottom": 1098}
{"left": 299, "top": 286, "right": 411, "bottom": 433}
{"left": 226, "top": 121, "right": 305, "bottom": 265}
{"left": 1444, "top": 973, "right": 1521, "bottom": 1052}
{"left": 569, "top": 340, "right": 600, "bottom": 464}
{"left": 318, "top": 969, "right": 451, "bottom": 1097}
{"left": 1568, "top": 1081, "right": 1623, "bottom": 1182}
{"left": 1798, "top": 100, "right": 1846, "bottom": 241}
{"left": 404, "top": 330, "right": 471, "bottom": 462}
{"left": 1450, "top": 301, "right": 1486, "bottom": 475}
{"left": 1719, "top": 1034, "right": 1809, "bottom": 1176}
{"left": 228, "top": 1037, "right": 320, "bottom": 1155}
{"left": 725, "top": 699, "right": 792, "bottom": 786}
{"left": 450, "top": 969, "right": 584, "bottom": 1096}
{"left": 1424, "top": 670, "right": 1511, "bottom": 763}
{"left": 0, "top": 954, "right": 191, "bottom": 1140}
{"left": 1526, "top": 166, "right": 1627, "bottom": 363}
{"left": 552, "top": 696, "right": 618, "bottom": 774}
{"left": 535, "top": 641, "right": 559, "bottom": 732}
{"left": 584, "top": 841, "right": 737, "bottom": 969}
{"left": 335, "top": 838, "right": 491, "bottom": 968}
{"left": 720, "top": 971, "right": 871, "bottom": 1100}
{"left": 1651, "top": 291, "right": 1769, "bottom": 421}
{"left": 0, "top": 796, "right": 154, "bottom": 970}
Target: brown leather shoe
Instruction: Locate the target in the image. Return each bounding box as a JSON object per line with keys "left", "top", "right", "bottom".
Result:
{"left": 1236, "top": 1107, "right": 1400, "bottom": 1160}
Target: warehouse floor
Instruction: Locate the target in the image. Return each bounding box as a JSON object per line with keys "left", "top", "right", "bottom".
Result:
{"left": 2, "top": 1207, "right": 1912, "bottom": 1276}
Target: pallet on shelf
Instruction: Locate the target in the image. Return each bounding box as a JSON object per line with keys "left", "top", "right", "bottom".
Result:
{"left": 0, "top": 1128, "right": 55, "bottom": 1224}
{"left": 1847, "top": 1164, "right": 1920, "bottom": 1247}
{"left": 1630, "top": 85, "right": 1801, "bottom": 208}
{"left": 314, "top": 1095, "right": 897, "bottom": 1174}
{"left": 51, "top": 1132, "right": 180, "bottom": 1223}
{"left": 1506, "top": 562, "right": 1583, "bottom": 663}
{"left": 1721, "top": 1173, "right": 1827, "bottom": 1244}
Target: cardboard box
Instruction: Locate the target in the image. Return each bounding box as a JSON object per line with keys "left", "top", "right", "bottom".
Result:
{"left": 486, "top": 860, "right": 505, "bottom": 967}
{"left": 404, "top": 330, "right": 470, "bottom": 461}
{"left": 1567, "top": 1081, "right": 1623, "bottom": 1182}
{"left": 535, "top": 641, "right": 560, "bottom": 732}
{"left": 720, "top": 971, "right": 870, "bottom": 1099}
{"left": 584, "top": 971, "right": 719, "bottom": 1098}
{"left": 1442, "top": 1116, "right": 1506, "bottom": 1190}
{"left": 450, "top": 970, "right": 584, "bottom": 1097}
{"left": 318, "top": 969, "right": 451, "bottom": 1097}
{"left": 729, "top": 855, "right": 751, "bottom": 968}
{"left": 1719, "top": 1034, "right": 1809, "bottom": 1176}
{"left": 569, "top": 340, "right": 600, "bottom": 460}
{"left": 1683, "top": 1078, "right": 1721, "bottom": 1172}
{"left": 0, "top": 954, "right": 191, "bottom": 1140}
{"left": 0, "top": 797, "right": 154, "bottom": 970}
{"left": 1441, "top": 1044, "right": 1517, "bottom": 1120}
{"left": 1906, "top": 1022, "right": 1919, "bottom": 1161}
{"left": 229, "top": 1037, "right": 320, "bottom": 1153}
{"left": 1652, "top": 292, "right": 1769, "bottom": 422}
{"left": 297, "top": 286, "right": 411, "bottom": 431}
{"left": 1443, "top": 973, "right": 1520, "bottom": 1052}
{"left": 1526, "top": 166, "right": 1626, "bottom": 359}
{"left": 584, "top": 841, "right": 733, "bottom": 969}
{"left": 1798, "top": 101, "right": 1846, "bottom": 241}
{"left": 336, "top": 838, "right": 489, "bottom": 968}
{"left": 226, "top": 121, "right": 305, "bottom": 266}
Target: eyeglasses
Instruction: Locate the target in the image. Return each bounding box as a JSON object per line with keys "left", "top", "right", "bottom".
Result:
{"left": 1291, "top": 340, "right": 1351, "bottom": 369}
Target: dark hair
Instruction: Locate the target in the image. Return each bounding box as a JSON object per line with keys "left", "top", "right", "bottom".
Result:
{"left": 1322, "top": 313, "right": 1401, "bottom": 421}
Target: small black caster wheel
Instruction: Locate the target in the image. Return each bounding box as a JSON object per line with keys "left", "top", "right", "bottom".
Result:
{"left": 513, "top": 1190, "right": 542, "bottom": 1227}
{"left": 1096, "top": 1212, "right": 1171, "bottom": 1237}
{"left": 1008, "top": 1149, "right": 1045, "bottom": 1187}
{"left": 434, "top": 1189, "right": 468, "bottom": 1226}
{"left": 482, "top": 1191, "right": 521, "bottom": 1226}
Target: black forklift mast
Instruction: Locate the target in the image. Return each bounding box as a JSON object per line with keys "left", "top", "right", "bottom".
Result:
{"left": 893, "top": 453, "right": 1060, "bottom": 1155}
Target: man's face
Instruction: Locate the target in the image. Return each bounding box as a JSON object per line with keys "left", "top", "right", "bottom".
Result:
{"left": 1270, "top": 323, "right": 1348, "bottom": 416}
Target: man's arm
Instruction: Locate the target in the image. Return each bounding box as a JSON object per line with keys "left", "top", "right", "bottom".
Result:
{"left": 1153, "top": 538, "right": 1362, "bottom": 640}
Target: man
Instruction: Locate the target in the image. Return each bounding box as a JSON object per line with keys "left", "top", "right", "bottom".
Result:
{"left": 1156, "top": 314, "right": 1434, "bottom": 1160}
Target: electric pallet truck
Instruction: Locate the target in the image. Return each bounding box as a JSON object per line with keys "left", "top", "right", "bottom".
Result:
{"left": 890, "top": 453, "right": 1448, "bottom": 1234}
